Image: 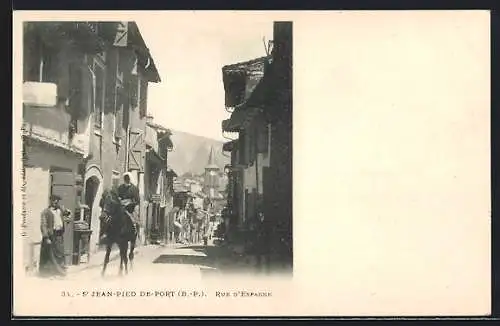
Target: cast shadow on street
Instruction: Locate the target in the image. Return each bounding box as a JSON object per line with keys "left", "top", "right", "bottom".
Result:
{"left": 152, "top": 244, "right": 291, "bottom": 278}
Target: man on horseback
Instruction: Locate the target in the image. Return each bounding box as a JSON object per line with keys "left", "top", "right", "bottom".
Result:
{"left": 99, "top": 174, "right": 140, "bottom": 277}
{"left": 117, "top": 172, "right": 140, "bottom": 235}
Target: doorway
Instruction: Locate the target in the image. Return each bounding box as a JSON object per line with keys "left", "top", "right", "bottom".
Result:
{"left": 83, "top": 168, "right": 103, "bottom": 252}
{"left": 49, "top": 167, "right": 76, "bottom": 266}
{"left": 84, "top": 176, "right": 99, "bottom": 226}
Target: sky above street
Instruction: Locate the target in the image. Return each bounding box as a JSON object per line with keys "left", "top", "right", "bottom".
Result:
{"left": 135, "top": 12, "right": 274, "bottom": 141}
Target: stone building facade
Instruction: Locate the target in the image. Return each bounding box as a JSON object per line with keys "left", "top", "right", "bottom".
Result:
{"left": 21, "top": 22, "right": 162, "bottom": 271}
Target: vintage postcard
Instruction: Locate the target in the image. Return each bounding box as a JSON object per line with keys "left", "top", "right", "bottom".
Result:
{"left": 12, "top": 10, "right": 490, "bottom": 317}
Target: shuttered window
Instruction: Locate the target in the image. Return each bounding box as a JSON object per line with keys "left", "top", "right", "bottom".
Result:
{"left": 40, "top": 43, "right": 59, "bottom": 84}
{"left": 68, "top": 62, "right": 82, "bottom": 133}
{"left": 139, "top": 79, "right": 148, "bottom": 118}
{"left": 245, "top": 128, "right": 253, "bottom": 165}
{"left": 231, "top": 144, "right": 238, "bottom": 165}
{"left": 249, "top": 123, "right": 258, "bottom": 164}
{"left": 239, "top": 131, "right": 246, "bottom": 165}
{"left": 128, "top": 129, "right": 145, "bottom": 171}
{"left": 114, "top": 85, "right": 125, "bottom": 141}
{"left": 23, "top": 27, "right": 42, "bottom": 82}
{"left": 257, "top": 123, "right": 269, "bottom": 153}
{"left": 129, "top": 75, "right": 139, "bottom": 108}
{"left": 92, "top": 59, "right": 105, "bottom": 128}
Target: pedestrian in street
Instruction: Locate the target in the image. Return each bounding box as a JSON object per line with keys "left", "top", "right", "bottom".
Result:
{"left": 169, "top": 207, "right": 180, "bottom": 243}
{"left": 39, "top": 195, "right": 72, "bottom": 278}
{"left": 254, "top": 209, "right": 270, "bottom": 274}
{"left": 202, "top": 223, "right": 209, "bottom": 246}
{"left": 173, "top": 208, "right": 184, "bottom": 243}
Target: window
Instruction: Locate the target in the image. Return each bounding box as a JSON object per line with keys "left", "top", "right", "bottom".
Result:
{"left": 68, "top": 62, "right": 83, "bottom": 133}
{"left": 244, "top": 130, "right": 252, "bottom": 165}
{"left": 116, "top": 49, "right": 123, "bottom": 83}
{"left": 139, "top": 78, "right": 148, "bottom": 118}
{"left": 239, "top": 132, "right": 246, "bottom": 165}
{"left": 23, "top": 33, "right": 59, "bottom": 83}
{"left": 248, "top": 124, "right": 256, "bottom": 165}
{"left": 114, "top": 50, "right": 124, "bottom": 143}
{"left": 257, "top": 123, "right": 270, "bottom": 154}
{"left": 92, "top": 59, "right": 105, "bottom": 129}
{"left": 113, "top": 85, "right": 124, "bottom": 143}
{"left": 40, "top": 43, "right": 59, "bottom": 83}
{"left": 130, "top": 75, "right": 139, "bottom": 108}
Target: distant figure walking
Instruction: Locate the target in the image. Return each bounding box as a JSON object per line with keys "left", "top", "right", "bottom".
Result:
{"left": 168, "top": 207, "right": 180, "bottom": 243}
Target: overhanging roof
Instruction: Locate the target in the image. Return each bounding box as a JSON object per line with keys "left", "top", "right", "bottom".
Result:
{"left": 222, "top": 55, "right": 271, "bottom": 108}
{"left": 222, "top": 56, "right": 270, "bottom": 73}
{"left": 128, "top": 22, "right": 161, "bottom": 83}
{"left": 221, "top": 55, "right": 275, "bottom": 133}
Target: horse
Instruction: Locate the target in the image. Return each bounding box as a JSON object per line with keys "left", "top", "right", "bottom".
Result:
{"left": 100, "top": 190, "right": 138, "bottom": 276}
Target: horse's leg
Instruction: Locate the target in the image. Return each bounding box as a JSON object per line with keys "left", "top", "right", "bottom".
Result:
{"left": 128, "top": 238, "right": 136, "bottom": 272}
{"left": 117, "top": 240, "right": 124, "bottom": 276}
{"left": 123, "top": 241, "right": 129, "bottom": 274}
{"left": 119, "top": 241, "right": 129, "bottom": 275}
{"left": 101, "top": 242, "right": 112, "bottom": 277}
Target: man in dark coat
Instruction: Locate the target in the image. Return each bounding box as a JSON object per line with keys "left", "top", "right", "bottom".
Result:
{"left": 117, "top": 172, "right": 140, "bottom": 233}
{"left": 39, "top": 195, "right": 71, "bottom": 277}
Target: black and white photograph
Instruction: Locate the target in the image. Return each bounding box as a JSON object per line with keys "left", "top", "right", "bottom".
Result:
{"left": 13, "top": 11, "right": 490, "bottom": 317}
{"left": 19, "top": 16, "right": 292, "bottom": 283}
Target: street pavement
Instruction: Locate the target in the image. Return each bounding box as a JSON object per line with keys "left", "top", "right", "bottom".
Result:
{"left": 27, "top": 239, "right": 265, "bottom": 288}
{"left": 16, "top": 238, "right": 295, "bottom": 318}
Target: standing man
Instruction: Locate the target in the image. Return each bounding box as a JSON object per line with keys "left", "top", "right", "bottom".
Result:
{"left": 39, "top": 195, "right": 72, "bottom": 277}
{"left": 117, "top": 172, "right": 141, "bottom": 233}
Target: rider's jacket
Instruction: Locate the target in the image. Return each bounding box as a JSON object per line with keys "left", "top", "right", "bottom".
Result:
{"left": 118, "top": 183, "right": 140, "bottom": 213}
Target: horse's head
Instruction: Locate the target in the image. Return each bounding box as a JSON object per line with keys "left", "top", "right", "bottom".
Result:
{"left": 102, "top": 191, "right": 121, "bottom": 217}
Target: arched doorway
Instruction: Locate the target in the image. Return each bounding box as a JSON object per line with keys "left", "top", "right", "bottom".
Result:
{"left": 83, "top": 165, "right": 103, "bottom": 253}
{"left": 84, "top": 176, "right": 99, "bottom": 224}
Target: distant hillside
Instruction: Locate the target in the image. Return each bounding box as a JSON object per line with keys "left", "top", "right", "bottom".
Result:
{"left": 167, "top": 129, "right": 230, "bottom": 176}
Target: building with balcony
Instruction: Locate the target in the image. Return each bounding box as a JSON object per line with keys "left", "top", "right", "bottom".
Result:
{"left": 221, "top": 21, "right": 293, "bottom": 268}
{"left": 21, "top": 22, "right": 162, "bottom": 272}
{"left": 144, "top": 115, "right": 175, "bottom": 245}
